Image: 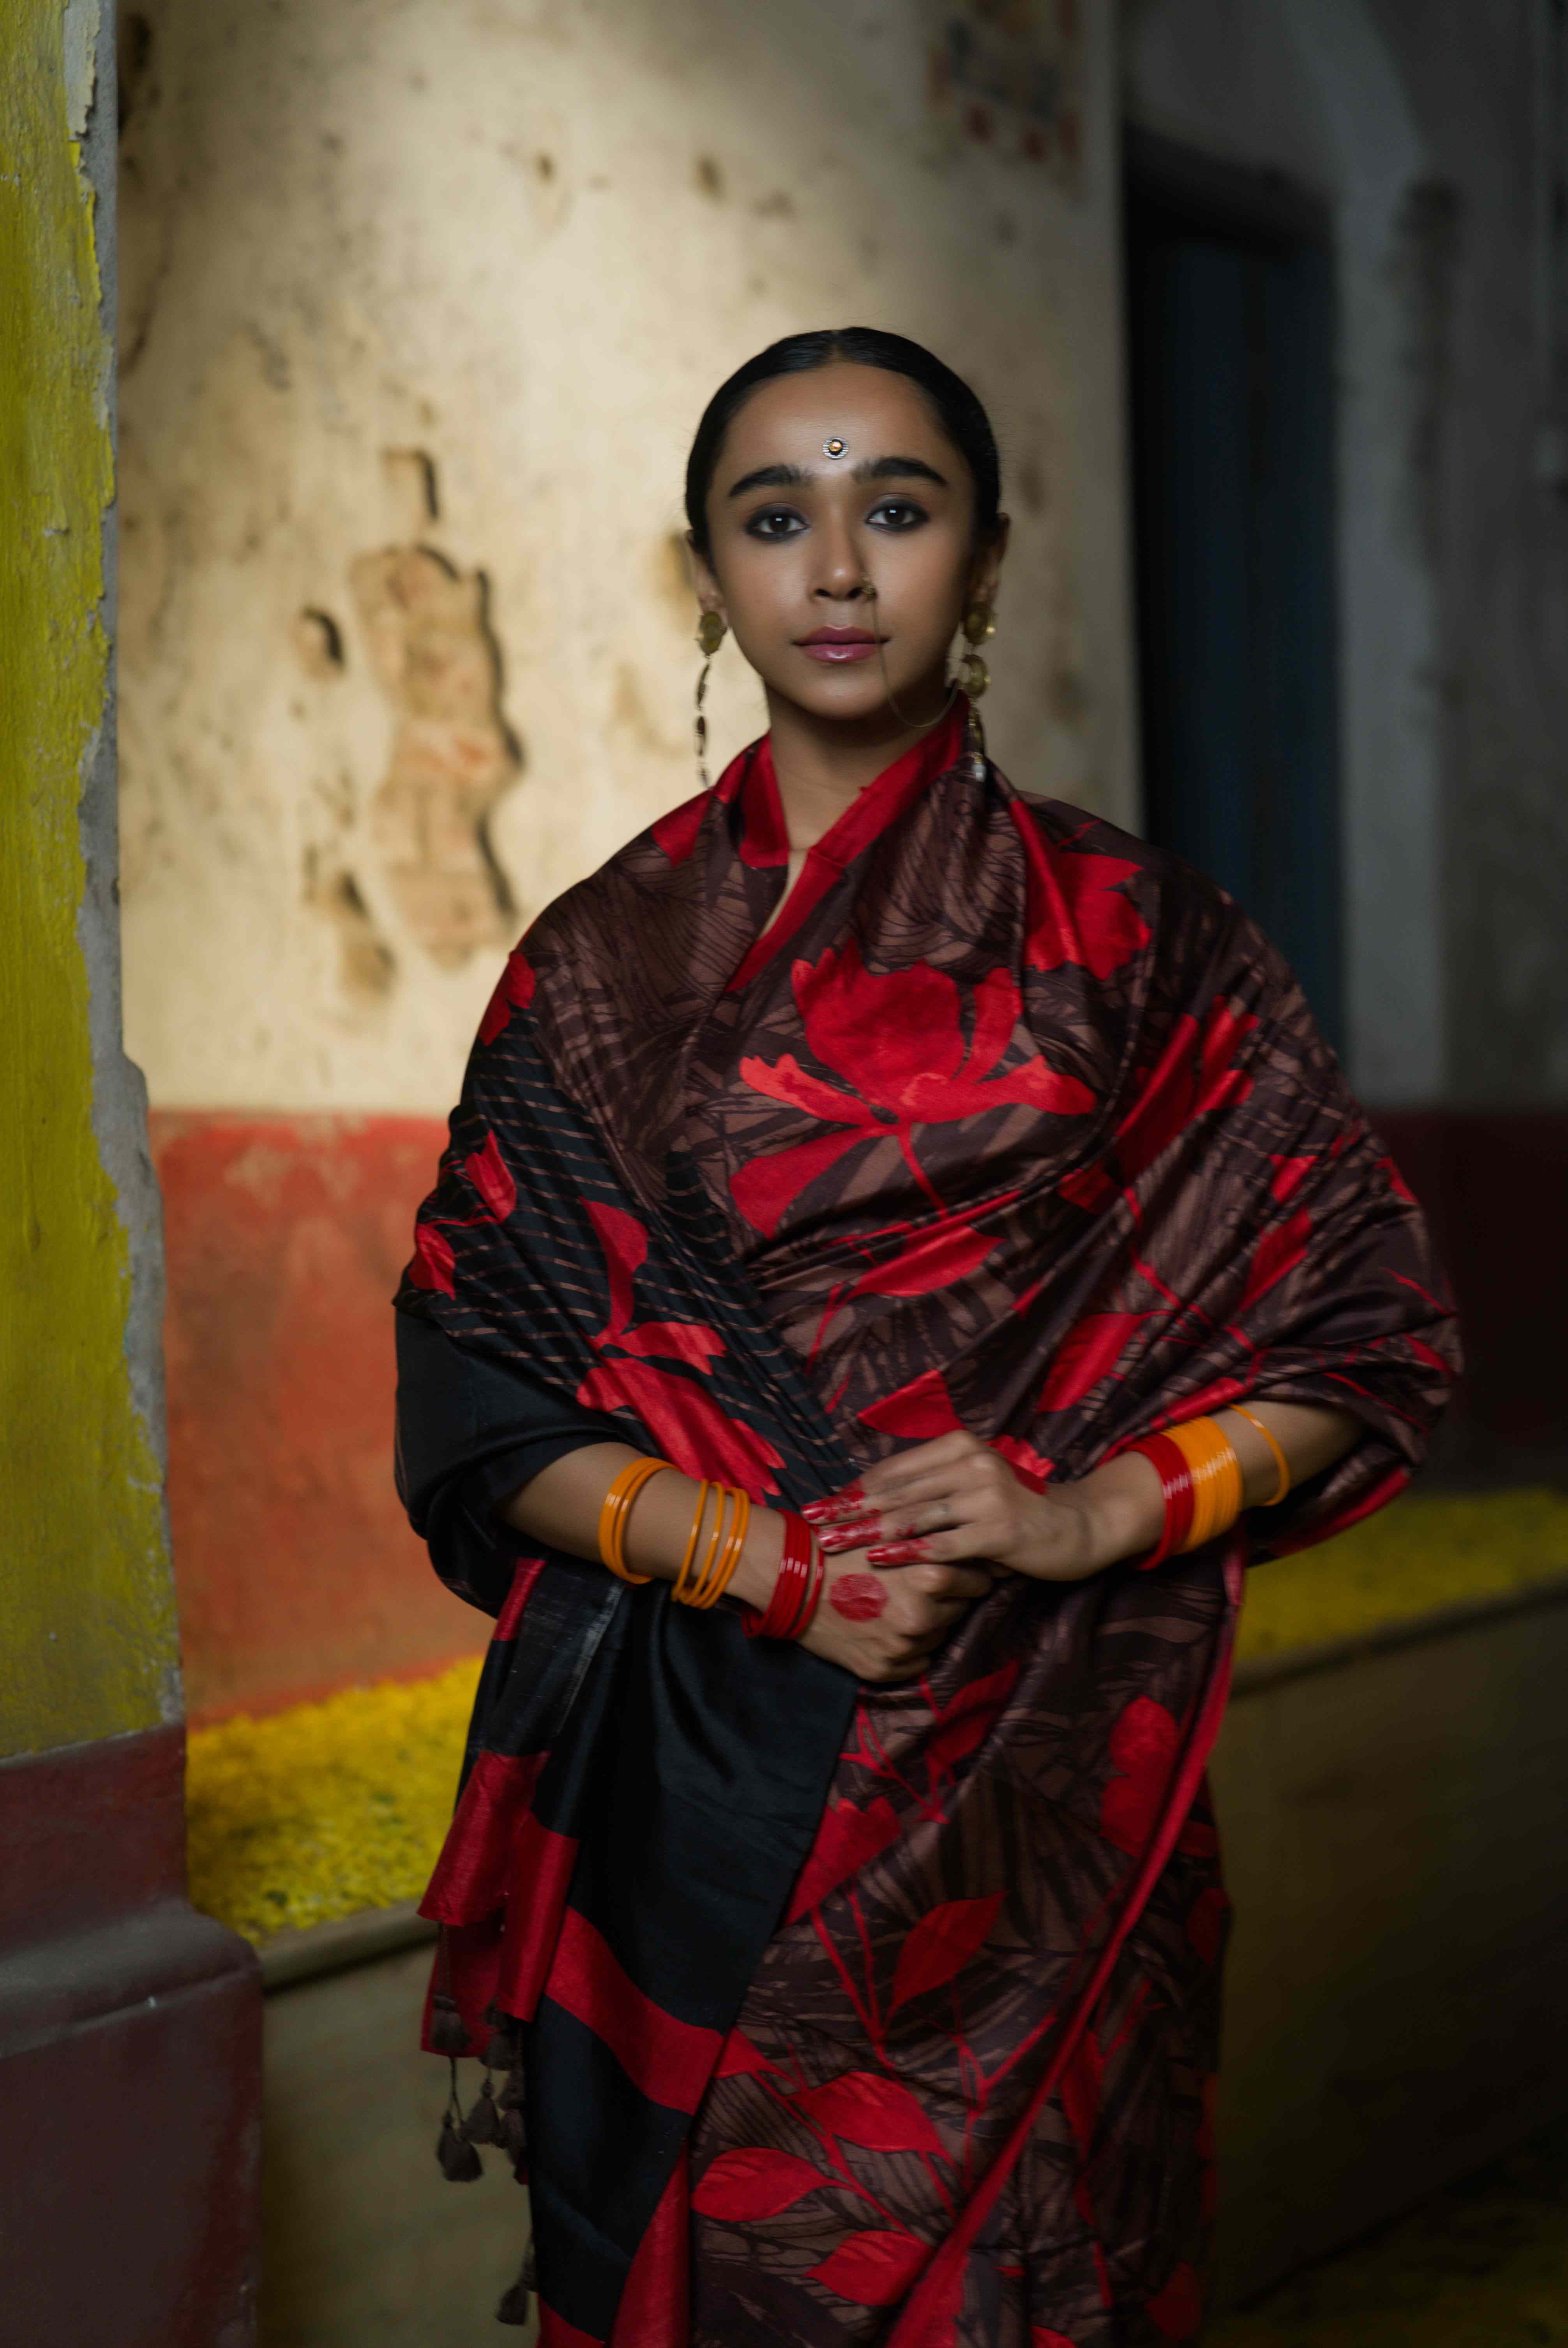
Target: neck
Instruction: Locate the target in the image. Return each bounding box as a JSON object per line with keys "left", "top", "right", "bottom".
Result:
{"left": 763, "top": 668, "right": 955, "bottom": 852}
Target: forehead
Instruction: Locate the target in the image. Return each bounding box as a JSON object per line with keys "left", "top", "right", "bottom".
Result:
{"left": 718, "top": 361, "right": 959, "bottom": 477}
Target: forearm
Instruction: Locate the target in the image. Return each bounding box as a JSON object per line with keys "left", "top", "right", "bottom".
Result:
{"left": 1054, "top": 1399, "right": 1360, "bottom": 1575}
{"left": 496, "top": 1443, "right": 784, "bottom": 1611}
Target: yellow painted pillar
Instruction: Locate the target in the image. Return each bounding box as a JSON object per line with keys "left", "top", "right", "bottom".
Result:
{"left": 0, "top": 5, "right": 260, "bottom": 2339}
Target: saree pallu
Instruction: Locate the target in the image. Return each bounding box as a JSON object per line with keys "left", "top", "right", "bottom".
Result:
{"left": 394, "top": 705, "right": 1457, "bottom": 2347}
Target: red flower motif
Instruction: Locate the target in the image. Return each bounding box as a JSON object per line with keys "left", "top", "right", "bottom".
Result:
{"left": 1146, "top": 2261, "right": 1204, "bottom": 2339}
{"left": 889, "top": 1891, "right": 1003, "bottom": 2013}
{"left": 407, "top": 1222, "right": 456, "bottom": 1296}
{"left": 1233, "top": 1208, "right": 1312, "bottom": 1319}
{"left": 574, "top": 1200, "right": 783, "bottom": 1492}
{"left": 691, "top": 2147, "right": 826, "bottom": 2221}
{"left": 651, "top": 791, "right": 707, "bottom": 866}
{"left": 809, "top": 2228, "right": 929, "bottom": 2307}
{"left": 584, "top": 1201, "right": 725, "bottom": 1369}
{"left": 1037, "top": 1311, "right": 1151, "bottom": 1416}
{"left": 842, "top": 1214, "right": 999, "bottom": 1305}
{"left": 1270, "top": 1153, "right": 1315, "bottom": 1204}
{"left": 923, "top": 1662, "right": 1020, "bottom": 1781}
{"left": 858, "top": 1366, "right": 964, "bottom": 1442}
{"left": 477, "top": 948, "right": 536, "bottom": 1045}
{"left": 463, "top": 1130, "right": 516, "bottom": 1222}
{"left": 578, "top": 1358, "right": 782, "bottom": 1493}
{"left": 1033, "top": 2331, "right": 1083, "bottom": 2348}
{"left": 714, "top": 2027, "right": 778, "bottom": 2079}
{"left": 1019, "top": 834, "right": 1152, "bottom": 981}
{"left": 798, "top": 2070, "right": 946, "bottom": 2156}
{"left": 1377, "top": 1150, "right": 1418, "bottom": 1208}
{"left": 993, "top": 1433, "right": 1055, "bottom": 1489}
{"left": 734, "top": 942, "right": 1094, "bottom": 1225}
{"left": 1058, "top": 2030, "right": 1104, "bottom": 2161}
{"left": 786, "top": 1795, "right": 902, "bottom": 1922}
{"left": 1099, "top": 1697, "right": 1178, "bottom": 1858}
{"left": 1114, "top": 998, "right": 1256, "bottom": 1187}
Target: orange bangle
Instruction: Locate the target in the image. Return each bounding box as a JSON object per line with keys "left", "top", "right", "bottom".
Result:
{"left": 597, "top": 1457, "right": 671, "bottom": 1584}
{"left": 676, "top": 1484, "right": 718, "bottom": 1615}
{"left": 693, "top": 1489, "right": 750, "bottom": 1608}
{"left": 685, "top": 1483, "right": 731, "bottom": 1607}
{"left": 1231, "top": 1404, "right": 1291, "bottom": 1506}
{"left": 671, "top": 1480, "right": 714, "bottom": 1604}
{"left": 1167, "top": 1418, "right": 1243, "bottom": 1552}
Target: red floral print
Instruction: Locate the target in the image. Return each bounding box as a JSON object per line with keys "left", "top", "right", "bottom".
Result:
{"left": 690, "top": 2147, "right": 828, "bottom": 2219}
{"left": 889, "top": 1892, "right": 1004, "bottom": 2013}
{"left": 478, "top": 949, "right": 535, "bottom": 1045}
{"left": 809, "top": 2228, "right": 930, "bottom": 2307}
{"left": 463, "top": 1130, "right": 517, "bottom": 1222}
{"left": 734, "top": 941, "right": 1095, "bottom": 1222}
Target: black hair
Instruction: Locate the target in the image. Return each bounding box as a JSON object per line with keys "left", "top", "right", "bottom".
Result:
{"left": 684, "top": 326, "right": 1002, "bottom": 559}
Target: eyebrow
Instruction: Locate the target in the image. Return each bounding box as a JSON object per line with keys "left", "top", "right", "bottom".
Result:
{"left": 725, "top": 453, "right": 950, "bottom": 499}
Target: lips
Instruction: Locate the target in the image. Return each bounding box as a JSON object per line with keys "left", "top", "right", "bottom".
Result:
{"left": 797, "top": 628, "right": 882, "bottom": 665}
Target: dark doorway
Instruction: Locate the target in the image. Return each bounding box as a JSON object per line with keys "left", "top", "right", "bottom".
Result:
{"left": 1124, "top": 130, "right": 1343, "bottom": 1047}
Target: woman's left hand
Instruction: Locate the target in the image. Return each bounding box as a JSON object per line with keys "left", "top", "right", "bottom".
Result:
{"left": 805, "top": 1431, "right": 1105, "bottom": 1585}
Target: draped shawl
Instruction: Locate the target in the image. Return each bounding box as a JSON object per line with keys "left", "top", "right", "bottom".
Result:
{"left": 394, "top": 707, "right": 1456, "bottom": 2346}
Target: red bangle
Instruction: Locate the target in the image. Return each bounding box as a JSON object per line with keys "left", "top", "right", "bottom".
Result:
{"left": 1128, "top": 1434, "right": 1194, "bottom": 1570}
{"left": 790, "top": 1538, "right": 826, "bottom": 1639}
{"left": 743, "top": 1512, "right": 815, "bottom": 1639}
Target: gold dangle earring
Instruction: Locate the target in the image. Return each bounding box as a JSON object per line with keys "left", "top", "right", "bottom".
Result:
{"left": 957, "top": 600, "right": 996, "bottom": 700}
{"left": 694, "top": 609, "right": 726, "bottom": 789}
{"left": 957, "top": 599, "right": 996, "bottom": 758}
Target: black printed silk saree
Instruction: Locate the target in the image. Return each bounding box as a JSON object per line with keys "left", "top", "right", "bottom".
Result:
{"left": 394, "top": 705, "right": 1457, "bottom": 2348}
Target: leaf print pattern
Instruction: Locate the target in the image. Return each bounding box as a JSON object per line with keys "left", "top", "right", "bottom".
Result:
{"left": 395, "top": 708, "right": 1457, "bottom": 2346}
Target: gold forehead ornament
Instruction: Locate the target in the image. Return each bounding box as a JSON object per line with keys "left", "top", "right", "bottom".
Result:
{"left": 823, "top": 437, "right": 848, "bottom": 458}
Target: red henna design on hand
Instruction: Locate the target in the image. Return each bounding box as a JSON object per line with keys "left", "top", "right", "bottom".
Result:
{"left": 802, "top": 1486, "right": 866, "bottom": 1524}
{"left": 819, "top": 1517, "right": 883, "bottom": 1554}
{"left": 865, "top": 1540, "right": 933, "bottom": 1565}
{"left": 828, "top": 1573, "right": 888, "bottom": 1622}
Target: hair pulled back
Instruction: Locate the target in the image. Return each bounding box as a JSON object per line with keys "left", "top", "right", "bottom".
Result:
{"left": 684, "top": 326, "right": 1002, "bottom": 560}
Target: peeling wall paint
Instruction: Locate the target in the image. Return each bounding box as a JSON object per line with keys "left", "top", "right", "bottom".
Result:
{"left": 115, "top": 0, "right": 1135, "bottom": 1115}
{"left": 0, "top": 0, "right": 180, "bottom": 1756}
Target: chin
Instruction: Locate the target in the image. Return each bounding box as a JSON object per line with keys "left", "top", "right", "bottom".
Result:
{"left": 780, "top": 667, "right": 927, "bottom": 726}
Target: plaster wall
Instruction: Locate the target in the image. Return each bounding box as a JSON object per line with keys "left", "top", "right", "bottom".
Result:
{"left": 117, "top": 0, "right": 1135, "bottom": 1118}
{"left": 1, "top": 0, "right": 179, "bottom": 1756}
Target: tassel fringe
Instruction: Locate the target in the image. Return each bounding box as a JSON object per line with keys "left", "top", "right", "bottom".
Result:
{"left": 429, "top": 1991, "right": 470, "bottom": 2056}
{"left": 496, "top": 2242, "right": 536, "bottom": 2326}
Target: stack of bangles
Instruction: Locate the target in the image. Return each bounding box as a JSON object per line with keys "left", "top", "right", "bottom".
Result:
{"left": 1127, "top": 1404, "right": 1291, "bottom": 1570}
{"left": 595, "top": 1458, "right": 824, "bottom": 1639}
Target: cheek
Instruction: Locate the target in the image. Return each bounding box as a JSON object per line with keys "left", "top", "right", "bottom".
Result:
{"left": 829, "top": 1572, "right": 888, "bottom": 1623}
{"left": 876, "top": 537, "right": 969, "bottom": 647}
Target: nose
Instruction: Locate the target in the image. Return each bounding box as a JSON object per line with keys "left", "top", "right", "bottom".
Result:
{"left": 810, "top": 509, "right": 874, "bottom": 605}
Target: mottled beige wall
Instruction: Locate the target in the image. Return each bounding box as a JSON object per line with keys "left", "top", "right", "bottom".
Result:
{"left": 118, "top": 0, "right": 1135, "bottom": 1114}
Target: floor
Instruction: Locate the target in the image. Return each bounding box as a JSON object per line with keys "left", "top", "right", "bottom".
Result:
{"left": 1211, "top": 2117, "right": 1568, "bottom": 2346}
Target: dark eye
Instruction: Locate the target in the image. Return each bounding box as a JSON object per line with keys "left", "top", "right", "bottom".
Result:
{"left": 745, "top": 506, "right": 807, "bottom": 540}
{"left": 868, "top": 499, "right": 928, "bottom": 531}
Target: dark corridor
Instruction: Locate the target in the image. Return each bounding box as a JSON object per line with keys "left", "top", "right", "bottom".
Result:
{"left": 1124, "top": 132, "right": 1344, "bottom": 1048}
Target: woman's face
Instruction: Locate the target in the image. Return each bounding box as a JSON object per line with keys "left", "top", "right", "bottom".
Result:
{"left": 691, "top": 361, "right": 1006, "bottom": 728}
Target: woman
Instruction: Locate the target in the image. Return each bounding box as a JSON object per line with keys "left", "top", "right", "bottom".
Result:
{"left": 394, "top": 327, "right": 1457, "bottom": 2348}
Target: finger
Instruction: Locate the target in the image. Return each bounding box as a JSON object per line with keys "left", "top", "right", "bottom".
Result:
{"left": 877, "top": 1494, "right": 984, "bottom": 1541}
{"left": 856, "top": 1439, "right": 985, "bottom": 1502}
{"left": 864, "top": 1523, "right": 996, "bottom": 1566}
{"left": 909, "top": 1563, "right": 993, "bottom": 1602}
{"left": 842, "top": 1432, "right": 982, "bottom": 1494}
{"left": 817, "top": 1515, "right": 886, "bottom": 1556}
{"left": 801, "top": 1483, "right": 866, "bottom": 1524}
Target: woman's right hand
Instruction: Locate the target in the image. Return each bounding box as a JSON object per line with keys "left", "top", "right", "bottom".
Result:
{"left": 795, "top": 1550, "right": 994, "bottom": 1683}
